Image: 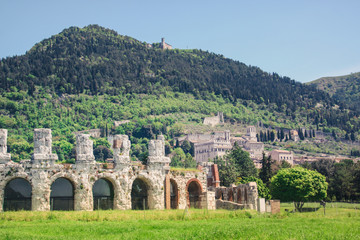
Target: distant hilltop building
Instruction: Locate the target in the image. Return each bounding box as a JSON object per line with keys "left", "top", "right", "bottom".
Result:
{"left": 203, "top": 112, "right": 224, "bottom": 127}
{"left": 145, "top": 38, "right": 173, "bottom": 50}
{"left": 160, "top": 38, "right": 172, "bottom": 50}
{"left": 290, "top": 130, "right": 299, "bottom": 142}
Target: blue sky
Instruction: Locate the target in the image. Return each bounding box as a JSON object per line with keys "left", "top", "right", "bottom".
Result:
{"left": 1, "top": 0, "right": 359, "bottom": 83}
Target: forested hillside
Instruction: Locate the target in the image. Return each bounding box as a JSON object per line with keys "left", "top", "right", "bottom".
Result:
{"left": 0, "top": 25, "right": 359, "bottom": 162}
{"left": 1, "top": 25, "right": 336, "bottom": 111}
{"left": 308, "top": 72, "right": 360, "bottom": 111}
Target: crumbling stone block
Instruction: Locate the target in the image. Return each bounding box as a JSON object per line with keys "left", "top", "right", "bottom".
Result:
{"left": 32, "top": 129, "right": 58, "bottom": 166}
{"left": 75, "top": 134, "right": 95, "bottom": 162}
{"left": 0, "top": 129, "right": 11, "bottom": 164}
{"left": 111, "top": 135, "right": 131, "bottom": 168}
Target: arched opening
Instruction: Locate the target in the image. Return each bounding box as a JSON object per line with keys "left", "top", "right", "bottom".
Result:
{"left": 50, "top": 178, "right": 74, "bottom": 211}
{"left": 170, "top": 179, "right": 179, "bottom": 209}
{"left": 131, "top": 178, "right": 148, "bottom": 210}
{"left": 3, "top": 178, "right": 32, "bottom": 211}
{"left": 93, "top": 178, "right": 114, "bottom": 210}
{"left": 187, "top": 180, "right": 202, "bottom": 209}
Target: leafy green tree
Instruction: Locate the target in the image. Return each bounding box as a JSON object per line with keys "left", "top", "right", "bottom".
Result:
{"left": 280, "top": 160, "right": 292, "bottom": 169}
{"left": 181, "top": 140, "right": 192, "bottom": 155}
{"left": 226, "top": 142, "right": 257, "bottom": 178}
{"left": 94, "top": 145, "right": 113, "bottom": 162}
{"left": 170, "top": 148, "right": 187, "bottom": 168}
{"left": 53, "top": 140, "right": 74, "bottom": 161}
{"left": 270, "top": 167, "right": 328, "bottom": 211}
{"left": 184, "top": 153, "right": 196, "bottom": 168}
{"left": 218, "top": 160, "right": 239, "bottom": 187}
{"left": 218, "top": 143, "right": 257, "bottom": 186}
{"left": 329, "top": 159, "right": 355, "bottom": 201}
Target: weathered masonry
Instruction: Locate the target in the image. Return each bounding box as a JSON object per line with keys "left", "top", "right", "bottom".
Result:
{"left": 0, "top": 128, "right": 216, "bottom": 211}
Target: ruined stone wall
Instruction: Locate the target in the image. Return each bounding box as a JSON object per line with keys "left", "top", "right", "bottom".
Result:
{"left": 215, "top": 182, "right": 258, "bottom": 210}
{"left": 168, "top": 169, "right": 207, "bottom": 209}
{"left": 0, "top": 129, "right": 211, "bottom": 211}
{"left": 73, "top": 129, "right": 102, "bottom": 138}
{"left": 203, "top": 112, "right": 224, "bottom": 127}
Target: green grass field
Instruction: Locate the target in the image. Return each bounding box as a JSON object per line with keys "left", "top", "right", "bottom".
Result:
{"left": 0, "top": 204, "right": 359, "bottom": 239}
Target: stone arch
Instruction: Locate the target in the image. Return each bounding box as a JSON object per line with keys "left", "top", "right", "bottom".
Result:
{"left": 186, "top": 178, "right": 203, "bottom": 209}
{"left": 90, "top": 173, "right": 119, "bottom": 209}
{"left": 50, "top": 177, "right": 75, "bottom": 211}
{"left": 3, "top": 178, "right": 32, "bottom": 211}
{"left": 92, "top": 178, "right": 114, "bottom": 210}
{"left": 131, "top": 177, "right": 151, "bottom": 210}
{"left": 170, "top": 179, "right": 179, "bottom": 209}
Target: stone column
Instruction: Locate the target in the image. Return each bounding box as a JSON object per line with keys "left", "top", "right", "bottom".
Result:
{"left": 257, "top": 198, "right": 266, "bottom": 213}
{"left": 74, "top": 175, "right": 93, "bottom": 211}
{"left": 0, "top": 129, "right": 11, "bottom": 164}
{"left": 147, "top": 135, "right": 170, "bottom": 166}
{"left": 32, "top": 128, "right": 58, "bottom": 167}
{"left": 247, "top": 182, "right": 258, "bottom": 210}
{"left": 75, "top": 134, "right": 95, "bottom": 169}
{"left": 31, "top": 171, "right": 51, "bottom": 211}
{"left": 112, "top": 135, "right": 131, "bottom": 169}
{"left": 147, "top": 135, "right": 171, "bottom": 210}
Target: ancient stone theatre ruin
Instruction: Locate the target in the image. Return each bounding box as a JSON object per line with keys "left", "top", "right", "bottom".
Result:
{"left": 0, "top": 128, "right": 259, "bottom": 212}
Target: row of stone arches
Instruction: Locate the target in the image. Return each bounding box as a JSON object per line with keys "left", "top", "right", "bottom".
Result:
{"left": 3, "top": 177, "right": 114, "bottom": 211}
{"left": 3, "top": 177, "right": 204, "bottom": 211}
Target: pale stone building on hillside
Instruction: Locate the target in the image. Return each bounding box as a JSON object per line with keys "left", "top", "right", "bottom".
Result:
{"left": 194, "top": 131, "right": 232, "bottom": 163}
{"left": 203, "top": 112, "right": 224, "bottom": 127}
{"left": 270, "top": 150, "right": 294, "bottom": 165}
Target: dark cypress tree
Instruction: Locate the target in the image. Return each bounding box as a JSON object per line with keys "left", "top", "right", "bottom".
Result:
{"left": 351, "top": 132, "right": 355, "bottom": 142}
{"left": 259, "top": 153, "right": 272, "bottom": 185}
{"left": 345, "top": 133, "right": 349, "bottom": 140}
{"left": 298, "top": 128, "right": 304, "bottom": 140}
{"left": 270, "top": 131, "right": 275, "bottom": 142}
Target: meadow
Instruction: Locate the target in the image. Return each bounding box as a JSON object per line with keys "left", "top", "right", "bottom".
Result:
{"left": 0, "top": 203, "right": 360, "bottom": 240}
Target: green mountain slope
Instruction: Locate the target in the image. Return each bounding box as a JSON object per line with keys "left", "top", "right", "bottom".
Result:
{"left": 307, "top": 72, "right": 360, "bottom": 111}
{"left": 0, "top": 25, "right": 359, "bottom": 162}
{"left": 1, "top": 24, "right": 336, "bottom": 112}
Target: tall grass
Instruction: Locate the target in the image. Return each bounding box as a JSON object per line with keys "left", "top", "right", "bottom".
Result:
{"left": 0, "top": 207, "right": 359, "bottom": 239}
